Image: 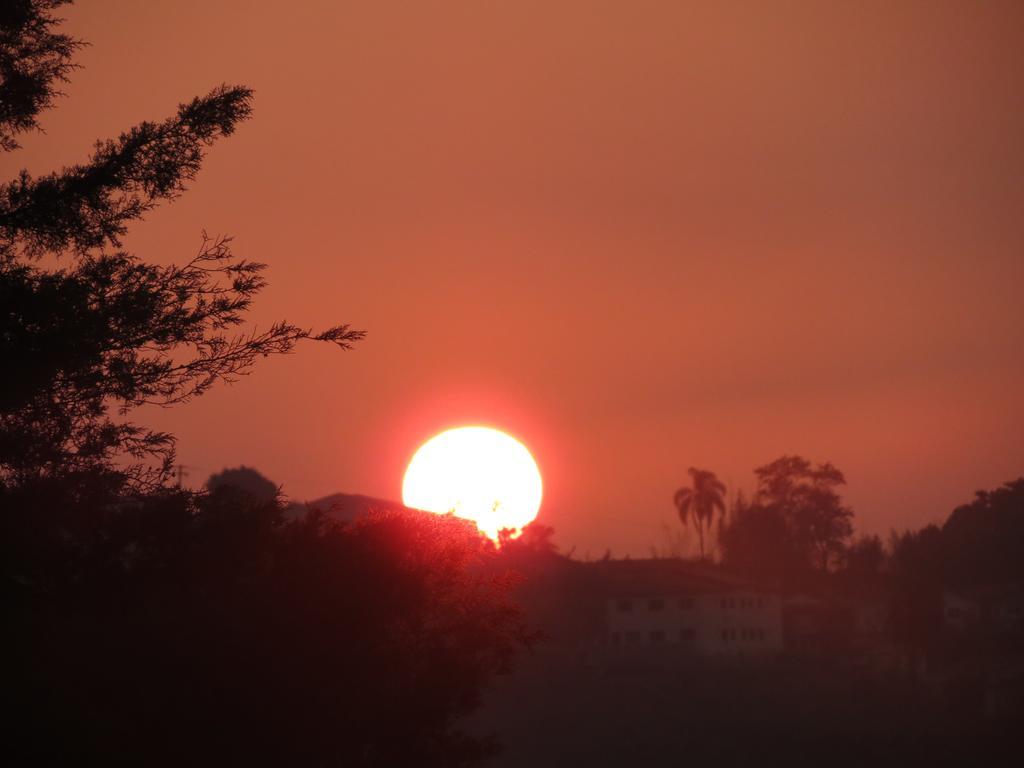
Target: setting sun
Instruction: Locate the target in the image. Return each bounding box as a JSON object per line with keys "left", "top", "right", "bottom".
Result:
{"left": 402, "top": 426, "right": 542, "bottom": 539}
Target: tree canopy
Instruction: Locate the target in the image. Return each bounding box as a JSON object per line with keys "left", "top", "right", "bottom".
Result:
{"left": 2, "top": 5, "right": 530, "bottom": 765}
{"left": 672, "top": 467, "right": 726, "bottom": 560}
{"left": 205, "top": 465, "right": 279, "bottom": 505}
{"left": 9, "top": 494, "right": 530, "bottom": 765}
{"left": 0, "top": 0, "right": 81, "bottom": 151}
{"left": 720, "top": 455, "right": 854, "bottom": 580}
{"left": 0, "top": 6, "right": 362, "bottom": 495}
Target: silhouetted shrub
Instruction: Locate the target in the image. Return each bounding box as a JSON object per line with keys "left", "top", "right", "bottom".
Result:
{"left": 7, "top": 492, "right": 529, "bottom": 765}
{"left": 206, "top": 465, "right": 279, "bottom": 505}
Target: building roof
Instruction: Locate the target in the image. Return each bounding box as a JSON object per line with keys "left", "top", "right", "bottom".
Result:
{"left": 586, "top": 558, "right": 777, "bottom": 598}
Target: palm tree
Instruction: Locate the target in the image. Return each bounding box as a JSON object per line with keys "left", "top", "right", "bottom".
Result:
{"left": 673, "top": 467, "right": 727, "bottom": 560}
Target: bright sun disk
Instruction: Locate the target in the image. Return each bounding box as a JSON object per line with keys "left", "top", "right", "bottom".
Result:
{"left": 402, "top": 426, "right": 542, "bottom": 540}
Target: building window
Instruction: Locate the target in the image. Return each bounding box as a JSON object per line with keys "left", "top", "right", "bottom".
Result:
{"left": 650, "top": 630, "right": 665, "bottom": 644}
{"left": 610, "top": 632, "right": 621, "bottom": 646}
{"left": 680, "top": 628, "right": 695, "bottom": 645}
{"left": 625, "top": 631, "right": 641, "bottom": 646}
{"left": 617, "top": 598, "right": 633, "bottom": 613}
{"left": 679, "top": 597, "right": 694, "bottom": 610}
{"left": 721, "top": 628, "right": 729, "bottom": 642}
{"left": 648, "top": 598, "right": 665, "bottom": 612}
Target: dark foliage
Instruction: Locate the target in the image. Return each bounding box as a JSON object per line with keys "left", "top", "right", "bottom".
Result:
{"left": 1, "top": 234, "right": 362, "bottom": 490}
{"left": 887, "top": 523, "right": 945, "bottom": 648}
{"left": 720, "top": 456, "right": 854, "bottom": 580}
{"left": 1, "top": 6, "right": 532, "bottom": 766}
{"left": 497, "top": 520, "right": 558, "bottom": 554}
{"left": 0, "top": 5, "right": 362, "bottom": 494}
{"left": 205, "top": 464, "right": 278, "bottom": 505}
{"left": 6, "top": 491, "right": 530, "bottom": 766}
{"left": 719, "top": 493, "right": 796, "bottom": 581}
{"left": 672, "top": 467, "right": 726, "bottom": 560}
{"left": 941, "top": 478, "right": 1024, "bottom": 589}
{"left": 834, "top": 533, "right": 887, "bottom": 597}
{"left": 752, "top": 456, "right": 854, "bottom": 571}
{"left": 887, "top": 478, "right": 1024, "bottom": 647}
{"left": 0, "top": 0, "right": 82, "bottom": 151}
{"left": 843, "top": 534, "right": 886, "bottom": 577}
{"left": 0, "top": 84, "right": 253, "bottom": 259}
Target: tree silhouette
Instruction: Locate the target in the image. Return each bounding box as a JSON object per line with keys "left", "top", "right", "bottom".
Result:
{"left": 0, "top": 0, "right": 82, "bottom": 151}
{"left": 752, "top": 455, "right": 854, "bottom": 572}
{"left": 673, "top": 467, "right": 726, "bottom": 560}
{"left": 719, "top": 492, "right": 795, "bottom": 579}
{"left": 206, "top": 465, "right": 278, "bottom": 505}
{"left": 7, "top": 493, "right": 531, "bottom": 765}
{"left": 3, "top": 6, "right": 532, "bottom": 765}
{"left": 843, "top": 534, "right": 886, "bottom": 577}
{"left": 888, "top": 523, "right": 945, "bottom": 651}
{"left": 941, "top": 477, "right": 1024, "bottom": 589}
{"left": 887, "top": 477, "right": 1024, "bottom": 649}
{"left": 719, "top": 456, "right": 855, "bottom": 580}
{"left": 0, "top": 4, "right": 362, "bottom": 494}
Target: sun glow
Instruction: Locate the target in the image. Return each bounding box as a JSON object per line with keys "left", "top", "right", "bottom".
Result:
{"left": 402, "top": 426, "right": 543, "bottom": 540}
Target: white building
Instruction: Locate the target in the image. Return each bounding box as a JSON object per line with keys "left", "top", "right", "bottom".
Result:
{"left": 599, "top": 559, "right": 784, "bottom": 656}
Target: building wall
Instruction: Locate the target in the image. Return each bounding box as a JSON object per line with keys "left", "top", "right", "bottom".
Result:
{"left": 606, "top": 591, "right": 784, "bottom": 655}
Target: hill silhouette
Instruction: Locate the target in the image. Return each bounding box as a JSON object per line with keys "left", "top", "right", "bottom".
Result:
{"left": 286, "top": 492, "right": 412, "bottom": 523}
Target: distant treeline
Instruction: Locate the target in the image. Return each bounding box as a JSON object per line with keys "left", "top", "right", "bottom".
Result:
{"left": 671, "top": 457, "right": 1024, "bottom": 601}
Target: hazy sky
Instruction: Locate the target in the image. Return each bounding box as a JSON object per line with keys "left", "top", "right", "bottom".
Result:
{"left": 15, "top": 1, "right": 1023, "bottom": 555}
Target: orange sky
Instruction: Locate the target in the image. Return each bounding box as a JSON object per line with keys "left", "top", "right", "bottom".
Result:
{"left": 14, "top": 1, "right": 1023, "bottom": 555}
